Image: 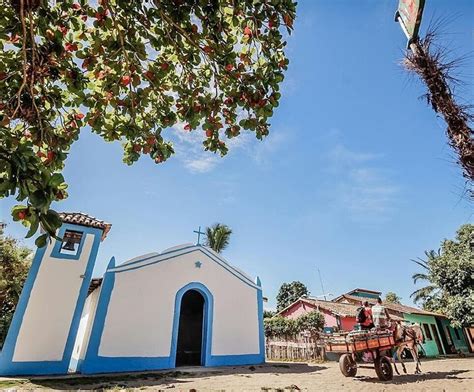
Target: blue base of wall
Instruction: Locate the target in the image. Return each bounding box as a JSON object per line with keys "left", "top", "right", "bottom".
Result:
{"left": 81, "top": 354, "right": 265, "bottom": 374}
{"left": 0, "top": 358, "right": 69, "bottom": 376}
{"left": 0, "top": 354, "right": 265, "bottom": 376}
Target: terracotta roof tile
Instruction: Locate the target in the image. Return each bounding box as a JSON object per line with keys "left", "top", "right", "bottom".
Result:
{"left": 335, "top": 294, "right": 377, "bottom": 304}
{"left": 279, "top": 297, "right": 405, "bottom": 322}
{"left": 335, "top": 294, "right": 443, "bottom": 318}
{"left": 59, "top": 212, "right": 112, "bottom": 240}
{"left": 302, "top": 298, "right": 359, "bottom": 317}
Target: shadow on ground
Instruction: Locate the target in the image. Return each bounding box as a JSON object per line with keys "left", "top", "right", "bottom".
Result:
{"left": 355, "top": 369, "right": 471, "bottom": 385}
{"left": 1, "top": 363, "right": 327, "bottom": 390}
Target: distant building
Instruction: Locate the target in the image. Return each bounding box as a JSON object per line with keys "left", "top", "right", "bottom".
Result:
{"left": 340, "top": 288, "right": 381, "bottom": 299}
{"left": 279, "top": 288, "right": 470, "bottom": 357}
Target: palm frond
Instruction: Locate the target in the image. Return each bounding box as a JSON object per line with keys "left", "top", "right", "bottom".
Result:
{"left": 410, "top": 249, "right": 440, "bottom": 270}
{"left": 412, "top": 272, "right": 429, "bottom": 284}
{"left": 410, "top": 285, "right": 438, "bottom": 303}
{"left": 204, "top": 223, "right": 232, "bottom": 253}
{"left": 204, "top": 227, "right": 214, "bottom": 249}
{"left": 425, "top": 249, "right": 441, "bottom": 260}
{"left": 410, "top": 258, "right": 429, "bottom": 270}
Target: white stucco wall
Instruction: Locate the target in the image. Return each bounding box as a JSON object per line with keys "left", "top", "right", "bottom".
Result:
{"left": 98, "top": 249, "right": 260, "bottom": 358}
{"left": 78, "top": 288, "right": 100, "bottom": 361}
{"left": 69, "top": 287, "right": 100, "bottom": 371}
{"left": 12, "top": 234, "right": 94, "bottom": 362}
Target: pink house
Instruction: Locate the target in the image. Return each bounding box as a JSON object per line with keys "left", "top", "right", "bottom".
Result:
{"left": 278, "top": 298, "right": 359, "bottom": 332}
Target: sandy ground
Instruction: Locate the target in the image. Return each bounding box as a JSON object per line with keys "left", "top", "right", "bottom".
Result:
{"left": 0, "top": 357, "right": 472, "bottom": 391}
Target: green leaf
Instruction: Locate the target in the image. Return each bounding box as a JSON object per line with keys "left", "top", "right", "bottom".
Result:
{"left": 49, "top": 173, "right": 65, "bottom": 188}
{"left": 25, "top": 215, "right": 40, "bottom": 239}
{"left": 29, "top": 190, "right": 48, "bottom": 209}
{"left": 35, "top": 234, "right": 48, "bottom": 248}
{"left": 45, "top": 209, "right": 63, "bottom": 229}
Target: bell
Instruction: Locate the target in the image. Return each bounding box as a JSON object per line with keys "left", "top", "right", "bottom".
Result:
{"left": 62, "top": 239, "right": 76, "bottom": 251}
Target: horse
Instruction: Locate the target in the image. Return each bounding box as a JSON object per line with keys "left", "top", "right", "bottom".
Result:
{"left": 391, "top": 321, "right": 424, "bottom": 375}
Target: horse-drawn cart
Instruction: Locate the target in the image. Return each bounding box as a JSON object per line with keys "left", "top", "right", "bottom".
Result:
{"left": 325, "top": 330, "right": 396, "bottom": 381}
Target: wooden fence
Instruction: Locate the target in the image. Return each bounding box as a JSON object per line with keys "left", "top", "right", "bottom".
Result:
{"left": 265, "top": 339, "right": 326, "bottom": 361}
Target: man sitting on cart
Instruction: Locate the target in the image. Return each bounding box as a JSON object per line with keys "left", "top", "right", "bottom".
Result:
{"left": 359, "top": 301, "right": 374, "bottom": 330}
{"left": 372, "top": 297, "right": 391, "bottom": 329}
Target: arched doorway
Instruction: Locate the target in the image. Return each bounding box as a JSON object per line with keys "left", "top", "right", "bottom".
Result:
{"left": 176, "top": 290, "right": 205, "bottom": 366}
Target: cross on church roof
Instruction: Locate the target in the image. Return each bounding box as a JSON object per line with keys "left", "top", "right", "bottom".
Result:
{"left": 193, "top": 226, "right": 206, "bottom": 245}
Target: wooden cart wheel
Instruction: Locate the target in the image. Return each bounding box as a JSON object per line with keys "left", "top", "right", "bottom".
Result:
{"left": 375, "top": 356, "right": 393, "bottom": 381}
{"left": 339, "top": 353, "right": 357, "bottom": 377}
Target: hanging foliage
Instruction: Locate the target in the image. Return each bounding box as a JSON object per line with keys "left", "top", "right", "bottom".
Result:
{"left": 0, "top": 0, "right": 297, "bottom": 246}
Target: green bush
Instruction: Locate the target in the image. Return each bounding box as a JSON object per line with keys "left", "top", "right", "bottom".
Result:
{"left": 0, "top": 233, "right": 31, "bottom": 348}
{"left": 296, "top": 310, "right": 325, "bottom": 338}
{"left": 264, "top": 316, "right": 298, "bottom": 339}
{"left": 264, "top": 310, "right": 324, "bottom": 339}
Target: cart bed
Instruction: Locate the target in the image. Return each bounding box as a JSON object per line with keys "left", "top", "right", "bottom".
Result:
{"left": 326, "top": 331, "right": 395, "bottom": 353}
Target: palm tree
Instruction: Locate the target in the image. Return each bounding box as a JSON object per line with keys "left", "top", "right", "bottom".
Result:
{"left": 205, "top": 223, "right": 232, "bottom": 253}
{"left": 410, "top": 250, "right": 441, "bottom": 305}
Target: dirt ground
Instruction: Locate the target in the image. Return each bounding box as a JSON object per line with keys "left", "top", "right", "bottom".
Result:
{"left": 0, "top": 357, "right": 472, "bottom": 391}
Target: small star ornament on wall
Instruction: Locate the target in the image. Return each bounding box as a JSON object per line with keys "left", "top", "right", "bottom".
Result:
{"left": 195, "top": 261, "right": 202, "bottom": 268}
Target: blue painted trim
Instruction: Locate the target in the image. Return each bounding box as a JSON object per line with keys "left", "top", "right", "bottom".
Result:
{"left": 80, "top": 257, "right": 116, "bottom": 374}
{"left": 116, "top": 245, "right": 197, "bottom": 268}
{"left": 170, "top": 282, "right": 213, "bottom": 367}
{"left": 112, "top": 249, "right": 197, "bottom": 274}
{"left": 50, "top": 225, "right": 88, "bottom": 260}
{"left": 207, "top": 353, "right": 265, "bottom": 366}
{"left": 0, "top": 224, "right": 103, "bottom": 376}
{"left": 112, "top": 246, "right": 260, "bottom": 290}
{"left": 80, "top": 354, "right": 264, "bottom": 374}
{"left": 199, "top": 246, "right": 259, "bottom": 289}
{"left": 256, "top": 277, "right": 266, "bottom": 364}
{"left": 83, "top": 356, "right": 174, "bottom": 373}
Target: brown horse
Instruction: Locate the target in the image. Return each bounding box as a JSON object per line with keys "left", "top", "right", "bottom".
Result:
{"left": 392, "top": 322, "right": 424, "bottom": 375}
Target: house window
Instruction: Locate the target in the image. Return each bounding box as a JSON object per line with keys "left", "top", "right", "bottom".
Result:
{"left": 423, "top": 323, "right": 432, "bottom": 340}
{"left": 59, "top": 230, "right": 83, "bottom": 256}
{"left": 445, "top": 326, "right": 453, "bottom": 345}
{"left": 453, "top": 328, "right": 461, "bottom": 340}
{"left": 468, "top": 328, "right": 474, "bottom": 344}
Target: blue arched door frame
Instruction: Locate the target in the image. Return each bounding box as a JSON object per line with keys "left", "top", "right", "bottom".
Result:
{"left": 170, "top": 282, "right": 213, "bottom": 367}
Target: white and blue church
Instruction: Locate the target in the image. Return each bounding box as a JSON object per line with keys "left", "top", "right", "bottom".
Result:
{"left": 0, "top": 213, "right": 264, "bottom": 376}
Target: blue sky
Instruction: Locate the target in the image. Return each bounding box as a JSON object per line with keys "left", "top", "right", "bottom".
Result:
{"left": 1, "top": 0, "right": 473, "bottom": 310}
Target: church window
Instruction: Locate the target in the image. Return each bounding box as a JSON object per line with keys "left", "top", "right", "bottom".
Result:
{"left": 59, "top": 230, "right": 83, "bottom": 256}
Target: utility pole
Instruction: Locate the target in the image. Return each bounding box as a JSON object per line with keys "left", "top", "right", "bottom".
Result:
{"left": 317, "top": 268, "right": 327, "bottom": 301}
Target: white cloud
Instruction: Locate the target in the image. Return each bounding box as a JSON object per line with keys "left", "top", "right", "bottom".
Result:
{"left": 168, "top": 122, "right": 286, "bottom": 173}
{"left": 326, "top": 143, "right": 399, "bottom": 223}
{"left": 183, "top": 155, "right": 219, "bottom": 173}
{"left": 168, "top": 123, "right": 251, "bottom": 173}
{"left": 328, "top": 144, "right": 382, "bottom": 166}
{"left": 253, "top": 130, "right": 289, "bottom": 167}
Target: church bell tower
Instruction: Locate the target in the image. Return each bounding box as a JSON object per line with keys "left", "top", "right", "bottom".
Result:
{"left": 0, "top": 212, "right": 111, "bottom": 376}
